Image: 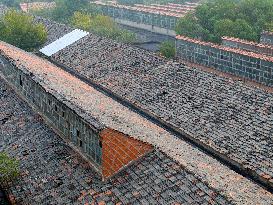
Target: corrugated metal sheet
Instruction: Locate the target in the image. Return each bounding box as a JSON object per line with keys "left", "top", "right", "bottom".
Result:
{"left": 40, "top": 29, "right": 89, "bottom": 56}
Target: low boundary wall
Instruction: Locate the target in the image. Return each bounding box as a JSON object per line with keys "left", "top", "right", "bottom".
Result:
{"left": 176, "top": 36, "right": 273, "bottom": 86}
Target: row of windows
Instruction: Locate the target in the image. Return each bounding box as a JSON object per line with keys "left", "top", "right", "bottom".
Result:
{"left": 17, "top": 72, "right": 103, "bottom": 166}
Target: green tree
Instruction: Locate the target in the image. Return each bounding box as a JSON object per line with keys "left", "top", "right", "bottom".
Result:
{"left": 159, "top": 41, "right": 175, "bottom": 59}
{"left": 52, "top": 0, "right": 89, "bottom": 23}
{"left": 0, "top": 152, "right": 19, "bottom": 189}
{"left": 71, "top": 11, "right": 92, "bottom": 30}
{"left": 0, "top": 10, "right": 47, "bottom": 51}
{"left": 176, "top": 0, "right": 273, "bottom": 43}
{"left": 71, "top": 12, "right": 136, "bottom": 43}
{"left": 175, "top": 13, "right": 207, "bottom": 40}
{"left": 214, "top": 18, "right": 257, "bottom": 42}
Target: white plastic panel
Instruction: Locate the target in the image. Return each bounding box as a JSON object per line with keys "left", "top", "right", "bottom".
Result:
{"left": 39, "top": 29, "right": 89, "bottom": 56}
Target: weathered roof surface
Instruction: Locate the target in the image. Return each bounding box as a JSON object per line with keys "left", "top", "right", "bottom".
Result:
{"left": 0, "top": 79, "right": 232, "bottom": 204}
{"left": 0, "top": 41, "right": 272, "bottom": 204}
{"left": 92, "top": 1, "right": 185, "bottom": 18}
{"left": 52, "top": 32, "right": 273, "bottom": 188}
{"left": 222, "top": 36, "right": 273, "bottom": 50}
{"left": 20, "top": 2, "right": 56, "bottom": 12}
{"left": 34, "top": 17, "right": 74, "bottom": 46}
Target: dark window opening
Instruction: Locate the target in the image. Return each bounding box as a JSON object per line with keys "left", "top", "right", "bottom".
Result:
{"left": 220, "top": 54, "right": 224, "bottom": 59}
{"left": 54, "top": 105, "right": 58, "bottom": 112}
{"left": 48, "top": 99, "right": 51, "bottom": 105}
{"left": 257, "top": 62, "right": 260, "bottom": 69}
{"left": 79, "top": 140, "right": 83, "bottom": 147}
{"left": 99, "top": 140, "right": 102, "bottom": 148}
{"left": 76, "top": 130, "right": 80, "bottom": 137}
{"left": 62, "top": 111, "right": 65, "bottom": 117}
{"left": 19, "top": 75, "right": 23, "bottom": 86}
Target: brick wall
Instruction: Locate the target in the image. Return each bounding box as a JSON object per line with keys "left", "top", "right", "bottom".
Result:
{"left": 100, "top": 128, "right": 153, "bottom": 180}
{"left": 0, "top": 55, "right": 103, "bottom": 170}
{"left": 176, "top": 36, "right": 273, "bottom": 86}
{"left": 0, "top": 54, "right": 153, "bottom": 179}
{"left": 222, "top": 37, "right": 273, "bottom": 57}
{"left": 260, "top": 32, "right": 273, "bottom": 46}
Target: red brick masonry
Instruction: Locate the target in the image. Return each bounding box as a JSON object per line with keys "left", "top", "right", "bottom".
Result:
{"left": 100, "top": 128, "right": 153, "bottom": 179}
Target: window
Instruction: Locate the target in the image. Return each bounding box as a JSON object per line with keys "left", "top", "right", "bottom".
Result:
{"left": 256, "top": 62, "right": 261, "bottom": 69}
{"left": 220, "top": 54, "right": 224, "bottom": 60}
{"left": 19, "top": 75, "right": 23, "bottom": 86}
{"left": 79, "top": 140, "right": 83, "bottom": 147}
{"left": 62, "top": 111, "right": 65, "bottom": 117}
{"left": 54, "top": 105, "right": 58, "bottom": 112}
{"left": 48, "top": 99, "right": 51, "bottom": 105}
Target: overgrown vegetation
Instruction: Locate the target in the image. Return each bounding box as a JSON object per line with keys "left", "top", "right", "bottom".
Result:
{"left": 71, "top": 12, "right": 136, "bottom": 43}
{"left": 159, "top": 41, "right": 175, "bottom": 59}
{"left": 176, "top": 0, "right": 273, "bottom": 43}
{"left": 0, "top": 152, "right": 19, "bottom": 189}
{"left": 32, "top": 0, "right": 136, "bottom": 43}
{"left": 0, "top": 10, "right": 47, "bottom": 51}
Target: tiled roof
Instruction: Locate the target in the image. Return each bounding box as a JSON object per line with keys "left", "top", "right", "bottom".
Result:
{"left": 222, "top": 36, "right": 273, "bottom": 50}
{"left": 92, "top": 1, "right": 185, "bottom": 18}
{"left": 50, "top": 28, "right": 273, "bottom": 190}
{"left": 0, "top": 79, "right": 232, "bottom": 204}
{"left": 34, "top": 16, "right": 74, "bottom": 46}
{"left": 1, "top": 41, "right": 272, "bottom": 204}
{"left": 20, "top": 2, "right": 56, "bottom": 12}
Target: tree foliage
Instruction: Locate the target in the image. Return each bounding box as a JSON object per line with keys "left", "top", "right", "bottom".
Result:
{"left": 159, "top": 41, "right": 175, "bottom": 59}
{"left": 176, "top": 0, "right": 273, "bottom": 43}
{"left": 51, "top": 0, "right": 89, "bottom": 23}
{"left": 0, "top": 152, "right": 19, "bottom": 189}
{"left": 0, "top": 10, "right": 47, "bottom": 51}
{"left": 71, "top": 12, "right": 136, "bottom": 43}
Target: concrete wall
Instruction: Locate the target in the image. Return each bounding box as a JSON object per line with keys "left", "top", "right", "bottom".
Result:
{"left": 261, "top": 32, "right": 273, "bottom": 46}
{"left": 97, "top": 4, "right": 177, "bottom": 36}
{"left": 0, "top": 55, "right": 103, "bottom": 169}
{"left": 176, "top": 37, "right": 273, "bottom": 86}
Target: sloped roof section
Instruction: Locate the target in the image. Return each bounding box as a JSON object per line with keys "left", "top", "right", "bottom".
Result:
{"left": 39, "top": 29, "right": 89, "bottom": 56}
